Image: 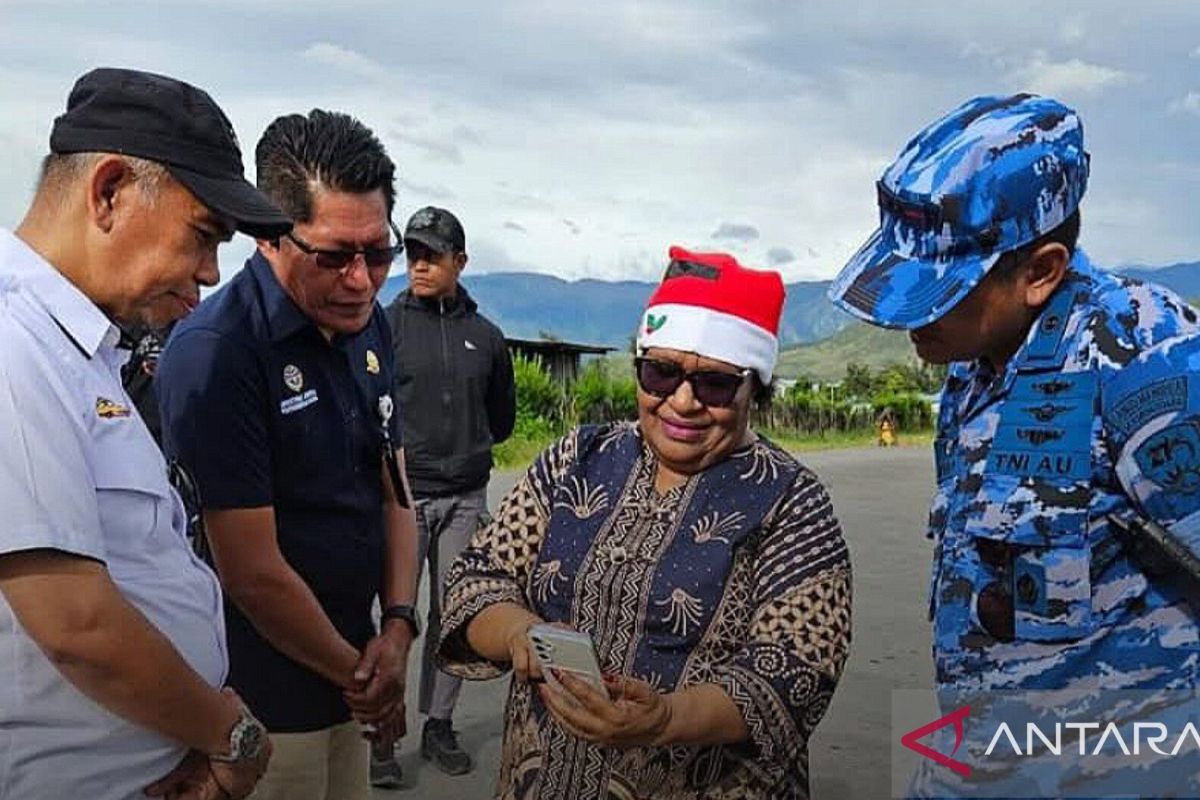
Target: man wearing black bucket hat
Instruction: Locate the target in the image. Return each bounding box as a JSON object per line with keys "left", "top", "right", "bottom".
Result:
{"left": 0, "top": 68, "right": 289, "bottom": 800}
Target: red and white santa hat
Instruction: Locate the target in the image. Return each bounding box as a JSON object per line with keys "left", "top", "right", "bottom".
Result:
{"left": 637, "top": 246, "right": 785, "bottom": 384}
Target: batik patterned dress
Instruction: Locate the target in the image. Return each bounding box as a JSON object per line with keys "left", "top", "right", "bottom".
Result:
{"left": 438, "top": 422, "right": 852, "bottom": 800}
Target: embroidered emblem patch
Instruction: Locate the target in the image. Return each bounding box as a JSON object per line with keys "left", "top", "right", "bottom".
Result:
{"left": 283, "top": 364, "right": 303, "bottom": 393}
{"left": 645, "top": 313, "right": 667, "bottom": 335}
{"left": 1016, "top": 428, "right": 1064, "bottom": 447}
{"left": 1025, "top": 403, "right": 1072, "bottom": 423}
{"left": 1134, "top": 422, "right": 1200, "bottom": 495}
{"left": 280, "top": 390, "right": 318, "bottom": 415}
{"left": 1107, "top": 376, "right": 1188, "bottom": 438}
{"left": 95, "top": 397, "right": 131, "bottom": 419}
{"left": 1031, "top": 378, "right": 1073, "bottom": 396}
{"left": 366, "top": 350, "right": 380, "bottom": 375}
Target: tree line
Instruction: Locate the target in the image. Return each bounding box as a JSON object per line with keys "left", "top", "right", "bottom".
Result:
{"left": 509, "top": 353, "right": 943, "bottom": 445}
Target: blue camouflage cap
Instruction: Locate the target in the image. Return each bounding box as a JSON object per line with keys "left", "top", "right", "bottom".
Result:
{"left": 827, "top": 93, "right": 1089, "bottom": 329}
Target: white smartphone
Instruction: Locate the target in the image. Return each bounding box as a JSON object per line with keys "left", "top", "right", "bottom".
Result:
{"left": 527, "top": 624, "right": 605, "bottom": 694}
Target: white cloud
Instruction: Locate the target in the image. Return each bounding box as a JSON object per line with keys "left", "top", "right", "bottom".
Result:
{"left": 397, "top": 178, "right": 456, "bottom": 202}
{"left": 452, "top": 125, "right": 483, "bottom": 146}
{"left": 4, "top": 1, "right": 1200, "bottom": 277}
{"left": 1059, "top": 16, "right": 1086, "bottom": 45}
{"left": 301, "top": 42, "right": 388, "bottom": 81}
{"left": 1169, "top": 91, "right": 1200, "bottom": 116}
{"left": 712, "top": 222, "right": 760, "bottom": 242}
{"left": 611, "top": 2, "right": 765, "bottom": 51}
{"left": 767, "top": 246, "right": 796, "bottom": 265}
{"left": 390, "top": 131, "right": 463, "bottom": 164}
{"left": 1155, "top": 161, "right": 1200, "bottom": 181}
{"left": 1007, "top": 55, "right": 1131, "bottom": 96}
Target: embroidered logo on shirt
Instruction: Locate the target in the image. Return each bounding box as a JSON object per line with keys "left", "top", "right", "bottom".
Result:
{"left": 1031, "top": 378, "right": 1073, "bottom": 396}
{"left": 1107, "top": 376, "right": 1189, "bottom": 438}
{"left": 1135, "top": 422, "right": 1200, "bottom": 495}
{"left": 464, "top": 339, "right": 477, "bottom": 351}
{"left": 283, "top": 364, "right": 304, "bottom": 393}
{"left": 280, "top": 390, "right": 319, "bottom": 415}
{"left": 1025, "top": 403, "right": 1071, "bottom": 423}
{"left": 366, "top": 350, "right": 380, "bottom": 374}
{"left": 95, "top": 397, "right": 131, "bottom": 419}
{"left": 1016, "top": 428, "right": 1065, "bottom": 447}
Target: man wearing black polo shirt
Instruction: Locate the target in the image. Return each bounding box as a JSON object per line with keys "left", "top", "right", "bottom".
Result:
{"left": 157, "top": 110, "right": 419, "bottom": 800}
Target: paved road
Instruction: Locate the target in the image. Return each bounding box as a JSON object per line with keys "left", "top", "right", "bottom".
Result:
{"left": 379, "top": 444, "right": 936, "bottom": 799}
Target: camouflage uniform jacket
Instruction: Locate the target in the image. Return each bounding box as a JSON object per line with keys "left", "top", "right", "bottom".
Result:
{"left": 928, "top": 248, "right": 1200, "bottom": 692}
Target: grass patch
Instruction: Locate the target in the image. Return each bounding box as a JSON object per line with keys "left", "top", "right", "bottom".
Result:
{"left": 493, "top": 426, "right": 934, "bottom": 470}
{"left": 494, "top": 430, "right": 560, "bottom": 469}
{"left": 766, "top": 427, "right": 934, "bottom": 452}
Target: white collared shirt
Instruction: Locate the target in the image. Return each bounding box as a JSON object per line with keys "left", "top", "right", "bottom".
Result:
{"left": 0, "top": 229, "right": 227, "bottom": 799}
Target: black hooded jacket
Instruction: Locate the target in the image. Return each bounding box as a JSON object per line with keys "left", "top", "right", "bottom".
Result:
{"left": 385, "top": 285, "right": 515, "bottom": 497}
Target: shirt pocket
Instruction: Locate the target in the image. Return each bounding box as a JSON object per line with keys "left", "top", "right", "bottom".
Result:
{"left": 92, "top": 437, "right": 175, "bottom": 573}
{"left": 962, "top": 475, "right": 1094, "bottom": 643}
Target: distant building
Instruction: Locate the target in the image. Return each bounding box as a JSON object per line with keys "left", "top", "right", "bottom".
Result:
{"left": 773, "top": 378, "right": 798, "bottom": 397}
{"left": 506, "top": 337, "right": 615, "bottom": 385}
{"left": 922, "top": 392, "right": 942, "bottom": 417}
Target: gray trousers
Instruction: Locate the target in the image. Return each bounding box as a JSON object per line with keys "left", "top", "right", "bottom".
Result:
{"left": 413, "top": 486, "right": 488, "bottom": 721}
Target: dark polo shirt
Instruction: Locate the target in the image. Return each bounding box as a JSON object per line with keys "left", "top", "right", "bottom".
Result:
{"left": 157, "top": 252, "right": 400, "bottom": 732}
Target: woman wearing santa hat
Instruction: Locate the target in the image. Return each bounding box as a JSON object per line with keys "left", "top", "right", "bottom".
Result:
{"left": 436, "top": 246, "right": 852, "bottom": 800}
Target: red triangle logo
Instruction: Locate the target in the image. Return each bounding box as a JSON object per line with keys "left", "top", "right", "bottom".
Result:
{"left": 900, "top": 705, "right": 972, "bottom": 777}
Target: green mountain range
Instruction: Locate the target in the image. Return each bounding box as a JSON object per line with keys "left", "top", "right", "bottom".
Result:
{"left": 379, "top": 273, "right": 849, "bottom": 349}
{"left": 379, "top": 260, "right": 1200, "bottom": 378}
{"left": 776, "top": 324, "right": 918, "bottom": 382}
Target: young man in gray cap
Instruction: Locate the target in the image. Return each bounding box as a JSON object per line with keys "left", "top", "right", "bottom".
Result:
{"left": 0, "top": 67, "right": 289, "bottom": 800}
{"left": 371, "top": 206, "right": 515, "bottom": 784}
{"left": 829, "top": 94, "right": 1200, "bottom": 796}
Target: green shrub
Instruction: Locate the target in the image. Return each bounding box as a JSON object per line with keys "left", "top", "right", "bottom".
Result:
{"left": 512, "top": 352, "right": 565, "bottom": 425}
{"left": 871, "top": 391, "right": 934, "bottom": 430}
{"left": 572, "top": 360, "right": 637, "bottom": 423}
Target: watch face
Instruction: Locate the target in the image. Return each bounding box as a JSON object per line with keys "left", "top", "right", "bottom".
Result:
{"left": 233, "top": 715, "right": 266, "bottom": 761}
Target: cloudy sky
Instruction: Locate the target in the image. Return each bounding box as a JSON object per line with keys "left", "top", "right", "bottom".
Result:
{"left": 2, "top": 0, "right": 1198, "bottom": 282}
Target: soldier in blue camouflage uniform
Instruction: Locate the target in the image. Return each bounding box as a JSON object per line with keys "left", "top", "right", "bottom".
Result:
{"left": 829, "top": 94, "right": 1200, "bottom": 797}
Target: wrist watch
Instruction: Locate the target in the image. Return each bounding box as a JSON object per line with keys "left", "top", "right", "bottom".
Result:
{"left": 381, "top": 604, "right": 420, "bottom": 638}
{"left": 210, "top": 708, "right": 268, "bottom": 764}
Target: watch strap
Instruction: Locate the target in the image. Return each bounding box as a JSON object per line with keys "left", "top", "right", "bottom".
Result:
{"left": 381, "top": 604, "right": 420, "bottom": 637}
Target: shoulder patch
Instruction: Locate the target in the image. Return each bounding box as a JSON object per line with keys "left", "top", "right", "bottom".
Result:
{"left": 1134, "top": 421, "right": 1200, "bottom": 496}
{"left": 1107, "top": 376, "right": 1188, "bottom": 439}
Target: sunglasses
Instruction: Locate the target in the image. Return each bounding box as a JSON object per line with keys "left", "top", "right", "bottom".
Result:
{"left": 285, "top": 220, "right": 404, "bottom": 271}
{"left": 634, "top": 357, "right": 751, "bottom": 408}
